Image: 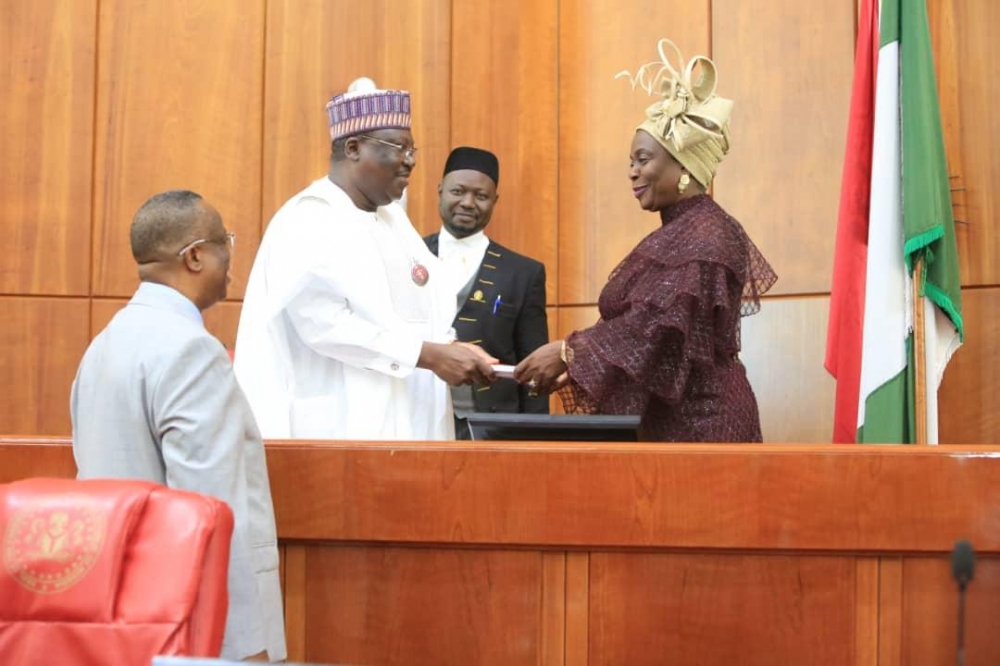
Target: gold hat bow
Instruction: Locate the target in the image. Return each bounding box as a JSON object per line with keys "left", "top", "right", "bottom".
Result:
{"left": 617, "top": 39, "right": 733, "bottom": 187}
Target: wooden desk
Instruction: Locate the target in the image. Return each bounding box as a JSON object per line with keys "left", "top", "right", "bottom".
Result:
{"left": 3, "top": 437, "right": 999, "bottom": 665}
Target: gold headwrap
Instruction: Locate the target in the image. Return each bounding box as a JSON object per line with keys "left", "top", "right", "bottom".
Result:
{"left": 616, "top": 39, "right": 733, "bottom": 189}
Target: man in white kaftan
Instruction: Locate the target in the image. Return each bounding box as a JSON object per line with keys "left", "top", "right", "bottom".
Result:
{"left": 235, "top": 85, "right": 495, "bottom": 440}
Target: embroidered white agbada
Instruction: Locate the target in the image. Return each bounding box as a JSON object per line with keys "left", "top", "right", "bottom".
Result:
{"left": 234, "top": 177, "right": 456, "bottom": 440}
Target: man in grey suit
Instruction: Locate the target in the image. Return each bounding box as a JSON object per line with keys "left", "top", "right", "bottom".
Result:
{"left": 71, "top": 190, "right": 286, "bottom": 662}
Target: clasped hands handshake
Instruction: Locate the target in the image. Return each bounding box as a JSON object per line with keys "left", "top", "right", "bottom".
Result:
{"left": 419, "top": 340, "right": 569, "bottom": 396}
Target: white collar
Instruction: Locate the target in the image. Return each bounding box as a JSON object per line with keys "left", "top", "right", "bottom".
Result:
{"left": 439, "top": 227, "right": 488, "bottom": 251}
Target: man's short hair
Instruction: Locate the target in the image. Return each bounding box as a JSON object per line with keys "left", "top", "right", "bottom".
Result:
{"left": 130, "top": 190, "right": 206, "bottom": 263}
{"left": 330, "top": 137, "right": 350, "bottom": 161}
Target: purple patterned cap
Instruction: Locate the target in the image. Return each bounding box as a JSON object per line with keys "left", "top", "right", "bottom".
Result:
{"left": 325, "top": 89, "right": 411, "bottom": 141}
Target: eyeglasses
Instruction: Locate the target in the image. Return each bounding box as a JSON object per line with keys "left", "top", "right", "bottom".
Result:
{"left": 177, "top": 232, "right": 236, "bottom": 257}
{"left": 358, "top": 134, "right": 418, "bottom": 160}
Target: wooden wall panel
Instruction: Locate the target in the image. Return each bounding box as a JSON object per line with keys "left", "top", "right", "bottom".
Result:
{"left": 91, "top": 297, "right": 243, "bottom": 351}
{"left": 301, "top": 546, "right": 543, "bottom": 665}
{"left": 589, "top": 552, "right": 856, "bottom": 665}
{"left": 450, "top": 0, "right": 559, "bottom": 305}
{"left": 557, "top": 298, "right": 835, "bottom": 443}
{"left": 949, "top": 0, "right": 1000, "bottom": 286}
{"left": 928, "top": 0, "right": 968, "bottom": 263}
{"left": 558, "top": 0, "right": 710, "bottom": 303}
{"left": 741, "top": 296, "right": 835, "bottom": 443}
{"left": 0, "top": 298, "right": 90, "bottom": 436}
{"left": 92, "top": 0, "right": 265, "bottom": 299}
{"left": 555, "top": 305, "right": 598, "bottom": 342}
{"left": 938, "top": 288, "right": 1000, "bottom": 443}
{"left": 712, "top": 0, "right": 856, "bottom": 295}
{"left": 0, "top": 0, "right": 95, "bottom": 296}
{"left": 901, "top": 557, "right": 1000, "bottom": 665}
{"left": 263, "top": 0, "right": 451, "bottom": 236}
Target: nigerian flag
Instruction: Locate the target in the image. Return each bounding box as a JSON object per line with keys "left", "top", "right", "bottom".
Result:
{"left": 825, "top": 0, "right": 963, "bottom": 444}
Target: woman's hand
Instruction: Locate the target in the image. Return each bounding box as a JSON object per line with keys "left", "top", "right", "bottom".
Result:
{"left": 514, "top": 341, "right": 567, "bottom": 395}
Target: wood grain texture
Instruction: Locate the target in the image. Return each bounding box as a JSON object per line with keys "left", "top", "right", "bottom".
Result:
{"left": 900, "top": 556, "right": 1000, "bottom": 665}
{"left": 712, "top": 0, "right": 856, "bottom": 295}
{"left": 91, "top": 297, "right": 244, "bottom": 351}
{"left": 557, "top": 0, "right": 710, "bottom": 304}
{"left": 260, "top": 442, "right": 1000, "bottom": 552}
{"left": 282, "top": 544, "right": 307, "bottom": 662}
{"left": 741, "top": 296, "right": 836, "bottom": 443}
{"left": 0, "top": 438, "right": 76, "bottom": 483}
{"left": 12, "top": 438, "right": 1000, "bottom": 554}
{"left": 92, "top": 0, "right": 265, "bottom": 299}
{"left": 927, "top": 0, "right": 968, "bottom": 251}
{"left": 540, "top": 551, "right": 566, "bottom": 666}
{"left": 855, "top": 558, "right": 879, "bottom": 666}
{"left": 589, "top": 553, "right": 856, "bottom": 665}
{"left": 263, "top": 0, "right": 450, "bottom": 236}
{"left": 450, "top": 0, "right": 559, "bottom": 306}
{"left": 878, "top": 558, "right": 904, "bottom": 666}
{"left": 565, "top": 552, "right": 589, "bottom": 666}
{"left": 8, "top": 438, "right": 1000, "bottom": 664}
{"left": 0, "top": 299, "right": 90, "bottom": 436}
{"left": 938, "top": 288, "right": 1000, "bottom": 443}
{"left": 0, "top": 0, "right": 95, "bottom": 295}
{"left": 301, "top": 546, "right": 543, "bottom": 665}
{"left": 948, "top": 0, "right": 1000, "bottom": 285}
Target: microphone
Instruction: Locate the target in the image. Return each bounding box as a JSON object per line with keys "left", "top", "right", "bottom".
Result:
{"left": 951, "top": 539, "right": 975, "bottom": 666}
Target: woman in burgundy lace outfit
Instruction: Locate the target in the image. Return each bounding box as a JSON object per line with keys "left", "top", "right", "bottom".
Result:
{"left": 514, "top": 39, "right": 776, "bottom": 442}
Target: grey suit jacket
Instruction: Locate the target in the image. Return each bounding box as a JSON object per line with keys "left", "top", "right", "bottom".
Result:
{"left": 70, "top": 282, "right": 286, "bottom": 661}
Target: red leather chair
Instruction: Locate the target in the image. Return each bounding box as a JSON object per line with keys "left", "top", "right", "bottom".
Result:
{"left": 0, "top": 478, "right": 234, "bottom": 666}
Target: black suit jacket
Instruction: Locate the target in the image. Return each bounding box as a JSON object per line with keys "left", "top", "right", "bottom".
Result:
{"left": 425, "top": 234, "right": 549, "bottom": 414}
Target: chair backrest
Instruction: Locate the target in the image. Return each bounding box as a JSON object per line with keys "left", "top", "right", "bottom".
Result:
{"left": 0, "top": 477, "right": 234, "bottom": 665}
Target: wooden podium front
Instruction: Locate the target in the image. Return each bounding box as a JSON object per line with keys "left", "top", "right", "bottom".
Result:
{"left": 3, "top": 438, "right": 999, "bottom": 665}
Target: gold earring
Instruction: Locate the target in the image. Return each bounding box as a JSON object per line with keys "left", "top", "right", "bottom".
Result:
{"left": 677, "top": 173, "right": 690, "bottom": 194}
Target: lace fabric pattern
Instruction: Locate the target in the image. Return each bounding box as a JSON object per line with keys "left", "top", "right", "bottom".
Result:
{"left": 560, "top": 195, "right": 776, "bottom": 442}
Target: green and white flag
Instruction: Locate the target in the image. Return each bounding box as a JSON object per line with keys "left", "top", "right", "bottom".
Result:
{"left": 853, "top": 0, "right": 963, "bottom": 443}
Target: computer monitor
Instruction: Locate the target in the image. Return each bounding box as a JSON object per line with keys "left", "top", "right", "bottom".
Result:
{"left": 466, "top": 413, "right": 641, "bottom": 442}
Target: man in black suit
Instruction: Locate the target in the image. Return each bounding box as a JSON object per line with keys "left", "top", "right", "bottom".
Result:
{"left": 425, "top": 147, "right": 549, "bottom": 439}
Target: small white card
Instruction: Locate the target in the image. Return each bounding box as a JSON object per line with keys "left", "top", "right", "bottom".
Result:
{"left": 492, "top": 364, "right": 517, "bottom": 379}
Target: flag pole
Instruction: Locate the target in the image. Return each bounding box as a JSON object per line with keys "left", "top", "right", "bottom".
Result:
{"left": 913, "top": 256, "right": 928, "bottom": 444}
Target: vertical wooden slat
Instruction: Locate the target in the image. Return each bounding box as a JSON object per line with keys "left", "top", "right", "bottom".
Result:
{"left": 557, "top": 0, "right": 711, "bottom": 305}
{"left": 93, "top": 0, "right": 266, "bottom": 299}
{"left": 946, "top": 0, "right": 1000, "bottom": 285}
{"left": 540, "top": 551, "right": 567, "bottom": 665}
{"left": 711, "top": 0, "right": 856, "bottom": 295}
{"left": 565, "top": 551, "right": 589, "bottom": 666}
{"left": 450, "top": 0, "right": 559, "bottom": 305}
{"left": 0, "top": 0, "right": 95, "bottom": 296}
{"left": 855, "top": 557, "right": 880, "bottom": 666}
{"left": 879, "top": 557, "right": 904, "bottom": 666}
{"left": 282, "top": 544, "right": 308, "bottom": 662}
{"left": 0, "top": 297, "right": 91, "bottom": 436}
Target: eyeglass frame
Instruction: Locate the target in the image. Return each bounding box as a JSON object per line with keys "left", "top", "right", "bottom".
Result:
{"left": 176, "top": 232, "right": 236, "bottom": 257}
{"left": 357, "top": 134, "right": 419, "bottom": 160}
